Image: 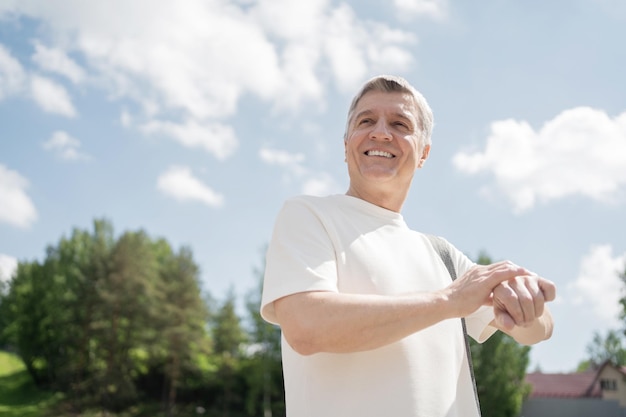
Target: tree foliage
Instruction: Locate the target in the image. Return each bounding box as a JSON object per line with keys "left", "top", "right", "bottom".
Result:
{"left": 242, "top": 262, "right": 284, "bottom": 417}
{"left": 0, "top": 220, "right": 210, "bottom": 412}
{"left": 0, "top": 219, "right": 285, "bottom": 416}
{"left": 577, "top": 262, "right": 626, "bottom": 372}
{"left": 619, "top": 262, "right": 626, "bottom": 322}
{"left": 471, "top": 332, "right": 531, "bottom": 417}
{"left": 577, "top": 330, "right": 626, "bottom": 372}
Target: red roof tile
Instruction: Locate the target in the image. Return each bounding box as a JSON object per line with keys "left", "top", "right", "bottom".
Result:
{"left": 525, "top": 371, "right": 601, "bottom": 398}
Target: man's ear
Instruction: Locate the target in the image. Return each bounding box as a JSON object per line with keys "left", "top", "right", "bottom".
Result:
{"left": 418, "top": 144, "right": 431, "bottom": 168}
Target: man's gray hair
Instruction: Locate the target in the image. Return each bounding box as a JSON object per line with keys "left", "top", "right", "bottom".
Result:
{"left": 344, "top": 75, "right": 434, "bottom": 147}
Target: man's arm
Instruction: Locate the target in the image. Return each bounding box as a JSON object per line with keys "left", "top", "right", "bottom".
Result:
{"left": 275, "top": 290, "right": 452, "bottom": 355}
{"left": 274, "top": 261, "right": 534, "bottom": 355}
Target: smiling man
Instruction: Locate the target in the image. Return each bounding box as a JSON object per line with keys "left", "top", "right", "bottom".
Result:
{"left": 261, "top": 75, "right": 555, "bottom": 417}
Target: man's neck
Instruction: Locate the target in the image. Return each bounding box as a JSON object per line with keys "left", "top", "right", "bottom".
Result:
{"left": 345, "top": 184, "right": 409, "bottom": 213}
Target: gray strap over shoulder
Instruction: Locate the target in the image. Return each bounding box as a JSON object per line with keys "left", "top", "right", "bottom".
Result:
{"left": 426, "top": 234, "right": 481, "bottom": 417}
{"left": 426, "top": 234, "right": 457, "bottom": 281}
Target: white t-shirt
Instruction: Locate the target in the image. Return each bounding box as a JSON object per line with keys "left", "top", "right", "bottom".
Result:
{"left": 261, "top": 194, "right": 497, "bottom": 417}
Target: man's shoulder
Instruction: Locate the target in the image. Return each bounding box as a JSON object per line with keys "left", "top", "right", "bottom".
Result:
{"left": 274, "top": 195, "right": 340, "bottom": 223}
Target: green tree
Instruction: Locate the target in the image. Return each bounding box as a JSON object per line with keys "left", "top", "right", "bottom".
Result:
{"left": 470, "top": 251, "right": 532, "bottom": 417}
{"left": 0, "top": 219, "right": 212, "bottom": 414}
{"left": 576, "top": 263, "right": 626, "bottom": 371}
{"left": 0, "top": 220, "right": 116, "bottom": 401}
{"left": 242, "top": 260, "right": 284, "bottom": 417}
{"left": 212, "top": 289, "right": 247, "bottom": 356}
{"left": 573, "top": 261, "right": 626, "bottom": 373}
{"left": 472, "top": 332, "right": 531, "bottom": 417}
{"left": 89, "top": 229, "right": 162, "bottom": 409}
{"left": 0, "top": 261, "right": 51, "bottom": 385}
{"left": 619, "top": 261, "right": 626, "bottom": 320}
{"left": 577, "top": 330, "right": 626, "bottom": 372}
{"left": 208, "top": 289, "right": 248, "bottom": 416}
{"left": 155, "top": 244, "right": 211, "bottom": 414}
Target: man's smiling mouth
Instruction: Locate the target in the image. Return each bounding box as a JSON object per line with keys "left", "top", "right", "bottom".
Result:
{"left": 365, "top": 150, "right": 394, "bottom": 158}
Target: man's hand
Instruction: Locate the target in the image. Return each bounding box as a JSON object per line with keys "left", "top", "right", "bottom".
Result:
{"left": 491, "top": 275, "right": 556, "bottom": 331}
{"left": 445, "top": 261, "right": 533, "bottom": 319}
{"left": 447, "top": 261, "right": 556, "bottom": 345}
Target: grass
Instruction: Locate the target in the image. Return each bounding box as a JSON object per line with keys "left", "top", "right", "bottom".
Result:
{"left": 0, "top": 351, "right": 61, "bottom": 417}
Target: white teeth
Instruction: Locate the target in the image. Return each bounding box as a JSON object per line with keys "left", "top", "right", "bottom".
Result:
{"left": 367, "top": 150, "right": 393, "bottom": 158}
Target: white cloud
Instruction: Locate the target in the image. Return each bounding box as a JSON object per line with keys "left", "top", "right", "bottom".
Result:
{"left": 0, "top": 254, "right": 18, "bottom": 283}
{"left": 120, "top": 110, "right": 132, "bottom": 127}
{"left": 30, "top": 75, "right": 77, "bottom": 117}
{"left": 302, "top": 173, "right": 343, "bottom": 196}
{"left": 393, "top": 0, "right": 448, "bottom": 21}
{"left": 253, "top": 0, "right": 328, "bottom": 40}
{"left": 0, "top": 43, "right": 26, "bottom": 100}
{"left": 0, "top": 1, "right": 417, "bottom": 155}
{"left": 1, "top": 42, "right": 80, "bottom": 116}
{"left": 259, "top": 146, "right": 343, "bottom": 195}
{"left": 0, "top": 164, "right": 38, "bottom": 228}
{"left": 323, "top": 4, "right": 416, "bottom": 93}
{"left": 453, "top": 107, "right": 626, "bottom": 213}
{"left": 259, "top": 147, "right": 306, "bottom": 176}
{"left": 322, "top": 5, "right": 371, "bottom": 89}
{"left": 31, "top": 41, "right": 86, "bottom": 84}
{"left": 42, "top": 130, "right": 90, "bottom": 160}
{"left": 156, "top": 166, "right": 224, "bottom": 208}
{"left": 568, "top": 244, "right": 626, "bottom": 327}
{"left": 141, "top": 119, "right": 238, "bottom": 160}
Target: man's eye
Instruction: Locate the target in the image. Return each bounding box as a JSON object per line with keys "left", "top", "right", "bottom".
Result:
{"left": 358, "top": 118, "right": 373, "bottom": 125}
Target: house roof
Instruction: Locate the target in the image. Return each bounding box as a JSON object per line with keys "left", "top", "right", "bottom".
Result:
{"left": 526, "top": 370, "right": 601, "bottom": 398}
{"left": 526, "top": 361, "right": 626, "bottom": 399}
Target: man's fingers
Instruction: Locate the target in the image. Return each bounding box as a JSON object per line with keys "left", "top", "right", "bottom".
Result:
{"left": 494, "top": 276, "right": 546, "bottom": 327}
{"left": 484, "top": 261, "right": 533, "bottom": 287}
{"left": 483, "top": 266, "right": 556, "bottom": 330}
{"left": 493, "top": 282, "right": 526, "bottom": 326}
{"left": 523, "top": 277, "right": 545, "bottom": 320}
{"left": 454, "top": 262, "right": 554, "bottom": 322}
{"left": 494, "top": 308, "right": 515, "bottom": 331}
{"left": 515, "top": 279, "right": 537, "bottom": 325}
{"left": 539, "top": 278, "right": 557, "bottom": 302}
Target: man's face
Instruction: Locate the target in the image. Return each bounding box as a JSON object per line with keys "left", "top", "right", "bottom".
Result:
{"left": 344, "top": 90, "right": 429, "bottom": 193}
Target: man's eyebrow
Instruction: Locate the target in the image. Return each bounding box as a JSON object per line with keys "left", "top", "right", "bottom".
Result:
{"left": 353, "top": 109, "right": 374, "bottom": 121}
{"left": 387, "top": 111, "right": 418, "bottom": 128}
{"left": 392, "top": 112, "right": 415, "bottom": 124}
{"left": 354, "top": 109, "right": 415, "bottom": 123}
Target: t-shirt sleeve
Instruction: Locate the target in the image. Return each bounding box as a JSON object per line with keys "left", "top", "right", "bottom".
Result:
{"left": 446, "top": 238, "right": 498, "bottom": 343}
{"left": 260, "top": 198, "right": 339, "bottom": 324}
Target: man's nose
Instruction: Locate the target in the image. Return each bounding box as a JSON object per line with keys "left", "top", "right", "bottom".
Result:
{"left": 370, "top": 120, "right": 392, "bottom": 141}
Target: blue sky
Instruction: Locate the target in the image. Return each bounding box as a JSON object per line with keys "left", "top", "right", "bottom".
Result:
{"left": 1, "top": 0, "right": 625, "bottom": 373}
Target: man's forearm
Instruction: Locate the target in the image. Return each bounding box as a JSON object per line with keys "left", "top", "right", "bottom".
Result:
{"left": 274, "top": 290, "right": 454, "bottom": 355}
{"left": 274, "top": 262, "right": 538, "bottom": 355}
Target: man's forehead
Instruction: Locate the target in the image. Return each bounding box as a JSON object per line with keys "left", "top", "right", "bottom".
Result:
{"left": 353, "top": 91, "right": 418, "bottom": 119}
